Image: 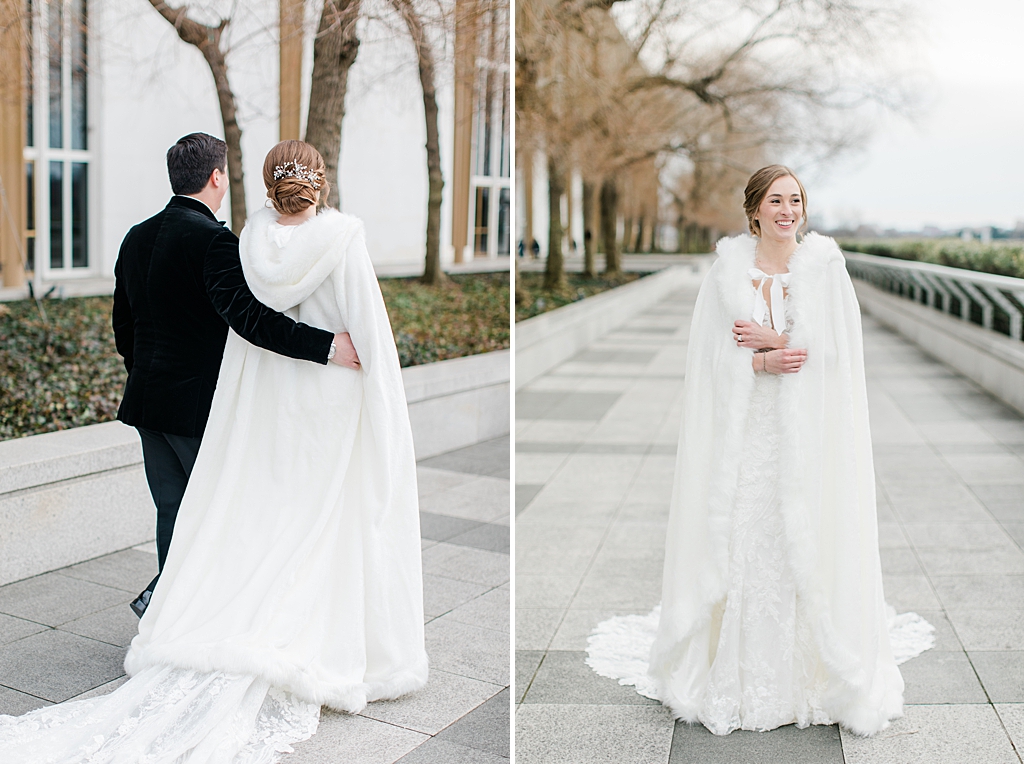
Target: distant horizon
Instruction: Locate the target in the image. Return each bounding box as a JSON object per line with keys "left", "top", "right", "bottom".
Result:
{"left": 809, "top": 221, "right": 1024, "bottom": 238}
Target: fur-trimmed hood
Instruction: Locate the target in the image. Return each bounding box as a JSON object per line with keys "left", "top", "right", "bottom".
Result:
{"left": 239, "top": 204, "right": 365, "bottom": 311}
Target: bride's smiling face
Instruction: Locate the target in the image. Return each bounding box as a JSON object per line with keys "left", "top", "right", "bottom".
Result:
{"left": 755, "top": 176, "right": 803, "bottom": 242}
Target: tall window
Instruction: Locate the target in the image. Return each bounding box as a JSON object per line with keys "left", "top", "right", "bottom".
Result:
{"left": 23, "top": 0, "right": 92, "bottom": 277}
{"left": 469, "top": 4, "right": 509, "bottom": 259}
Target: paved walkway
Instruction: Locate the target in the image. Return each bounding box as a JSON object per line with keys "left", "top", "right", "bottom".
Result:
{"left": 515, "top": 283, "right": 1024, "bottom": 763}
{"left": 0, "top": 437, "right": 510, "bottom": 763}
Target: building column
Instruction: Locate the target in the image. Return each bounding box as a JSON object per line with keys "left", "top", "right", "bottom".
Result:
{"left": 279, "top": 0, "right": 303, "bottom": 141}
{"left": 451, "top": 0, "right": 476, "bottom": 263}
{"left": 0, "top": 0, "right": 26, "bottom": 288}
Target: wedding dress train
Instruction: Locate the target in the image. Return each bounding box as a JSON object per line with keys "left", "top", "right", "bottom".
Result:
{"left": 0, "top": 667, "right": 319, "bottom": 763}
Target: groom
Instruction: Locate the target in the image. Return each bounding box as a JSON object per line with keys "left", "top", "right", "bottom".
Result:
{"left": 113, "top": 132, "right": 360, "bottom": 617}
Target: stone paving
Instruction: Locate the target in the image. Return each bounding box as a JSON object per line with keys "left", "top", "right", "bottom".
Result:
{"left": 0, "top": 437, "right": 510, "bottom": 764}
{"left": 515, "top": 283, "right": 1024, "bottom": 764}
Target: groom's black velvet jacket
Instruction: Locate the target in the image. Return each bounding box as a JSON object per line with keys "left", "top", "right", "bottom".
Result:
{"left": 112, "top": 195, "right": 333, "bottom": 438}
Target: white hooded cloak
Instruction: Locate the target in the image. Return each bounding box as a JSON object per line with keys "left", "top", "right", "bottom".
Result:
{"left": 125, "top": 204, "right": 428, "bottom": 713}
{"left": 648, "top": 232, "right": 905, "bottom": 735}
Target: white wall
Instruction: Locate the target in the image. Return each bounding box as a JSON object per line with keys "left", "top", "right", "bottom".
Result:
{"left": 92, "top": 0, "right": 455, "bottom": 277}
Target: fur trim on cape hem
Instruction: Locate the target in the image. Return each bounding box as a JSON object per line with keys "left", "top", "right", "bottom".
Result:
{"left": 125, "top": 642, "right": 428, "bottom": 714}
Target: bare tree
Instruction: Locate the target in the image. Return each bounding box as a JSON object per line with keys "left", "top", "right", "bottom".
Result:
{"left": 544, "top": 153, "right": 566, "bottom": 288}
{"left": 305, "top": 0, "right": 362, "bottom": 210}
{"left": 387, "top": 0, "right": 446, "bottom": 285}
{"left": 144, "top": 1, "right": 247, "bottom": 233}
{"left": 599, "top": 177, "right": 620, "bottom": 273}
{"left": 518, "top": 0, "right": 918, "bottom": 282}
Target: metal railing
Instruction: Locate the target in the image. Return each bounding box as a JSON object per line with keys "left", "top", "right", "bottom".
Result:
{"left": 845, "top": 252, "right": 1024, "bottom": 342}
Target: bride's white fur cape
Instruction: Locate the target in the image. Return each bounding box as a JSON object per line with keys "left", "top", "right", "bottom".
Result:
{"left": 125, "top": 205, "right": 428, "bottom": 713}
{"left": 649, "top": 232, "right": 904, "bottom": 735}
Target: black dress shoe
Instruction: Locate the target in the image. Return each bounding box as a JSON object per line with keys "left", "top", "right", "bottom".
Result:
{"left": 130, "top": 588, "right": 153, "bottom": 618}
{"left": 130, "top": 574, "right": 161, "bottom": 618}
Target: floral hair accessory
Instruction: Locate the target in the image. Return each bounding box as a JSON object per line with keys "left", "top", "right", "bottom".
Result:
{"left": 273, "top": 160, "right": 323, "bottom": 190}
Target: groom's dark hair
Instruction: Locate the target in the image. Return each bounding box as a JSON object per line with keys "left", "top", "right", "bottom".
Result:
{"left": 166, "top": 133, "right": 228, "bottom": 195}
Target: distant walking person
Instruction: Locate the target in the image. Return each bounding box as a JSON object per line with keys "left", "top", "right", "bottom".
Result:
{"left": 111, "top": 132, "right": 356, "bottom": 616}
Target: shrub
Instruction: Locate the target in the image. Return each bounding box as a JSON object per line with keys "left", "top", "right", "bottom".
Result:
{"left": 0, "top": 273, "right": 510, "bottom": 440}
{"left": 840, "top": 239, "right": 1024, "bottom": 280}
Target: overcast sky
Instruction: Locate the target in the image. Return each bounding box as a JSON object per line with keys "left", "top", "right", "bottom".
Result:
{"left": 811, "top": 0, "right": 1024, "bottom": 232}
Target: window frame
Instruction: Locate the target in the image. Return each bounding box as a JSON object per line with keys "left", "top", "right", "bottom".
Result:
{"left": 23, "top": 0, "right": 97, "bottom": 280}
{"left": 466, "top": 8, "right": 509, "bottom": 260}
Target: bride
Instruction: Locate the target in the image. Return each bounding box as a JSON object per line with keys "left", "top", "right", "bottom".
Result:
{"left": 0, "top": 141, "right": 428, "bottom": 761}
{"left": 587, "top": 165, "right": 932, "bottom": 736}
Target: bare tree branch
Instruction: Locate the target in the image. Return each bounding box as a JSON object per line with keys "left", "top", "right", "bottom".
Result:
{"left": 145, "top": 0, "right": 247, "bottom": 232}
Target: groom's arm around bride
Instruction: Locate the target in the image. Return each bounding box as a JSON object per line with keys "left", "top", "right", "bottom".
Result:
{"left": 112, "top": 132, "right": 356, "bottom": 617}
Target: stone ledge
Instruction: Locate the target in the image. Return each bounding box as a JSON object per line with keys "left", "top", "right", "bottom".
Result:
{"left": 0, "top": 422, "right": 142, "bottom": 495}
{"left": 403, "top": 350, "right": 510, "bottom": 404}
{"left": 515, "top": 260, "right": 713, "bottom": 390}
{"left": 854, "top": 279, "right": 1024, "bottom": 416}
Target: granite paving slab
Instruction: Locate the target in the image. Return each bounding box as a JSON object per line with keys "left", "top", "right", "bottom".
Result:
{"left": 290, "top": 713, "right": 427, "bottom": 764}
{"left": 0, "top": 684, "right": 49, "bottom": 714}
{"left": 841, "top": 704, "right": 1021, "bottom": 764}
{"left": 669, "top": 722, "right": 844, "bottom": 764}
{"left": 0, "top": 629, "right": 125, "bottom": 702}
{"left": 968, "top": 651, "right": 1024, "bottom": 702}
{"left": 433, "top": 688, "right": 511, "bottom": 758}
{"left": 517, "top": 704, "right": 675, "bottom": 764}
{"left": 395, "top": 738, "right": 508, "bottom": 763}
{"left": 0, "top": 573, "right": 133, "bottom": 627}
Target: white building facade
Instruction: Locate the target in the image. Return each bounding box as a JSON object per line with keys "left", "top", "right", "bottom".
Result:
{"left": 0, "top": 0, "right": 509, "bottom": 293}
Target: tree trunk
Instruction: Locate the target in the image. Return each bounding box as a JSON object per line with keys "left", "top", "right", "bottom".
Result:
{"left": 145, "top": 2, "right": 247, "bottom": 233}
{"left": 544, "top": 154, "right": 565, "bottom": 290}
{"left": 635, "top": 215, "right": 645, "bottom": 253}
{"left": 389, "top": 0, "right": 446, "bottom": 285}
{"left": 622, "top": 216, "right": 633, "bottom": 254}
{"left": 676, "top": 215, "right": 684, "bottom": 253}
{"left": 305, "top": 0, "right": 362, "bottom": 210}
{"left": 600, "top": 178, "right": 620, "bottom": 274}
{"left": 582, "top": 180, "right": 596, "bottom": 278}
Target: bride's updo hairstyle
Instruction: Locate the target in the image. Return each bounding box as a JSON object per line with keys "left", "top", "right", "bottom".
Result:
{"left": 262, "top": 140, "right": 330, "bottom": 215}
{"left": 743, "top": 164, "right": 808, "bottom": 237}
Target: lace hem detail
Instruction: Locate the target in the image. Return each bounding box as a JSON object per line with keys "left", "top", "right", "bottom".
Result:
{"left": 0, "top": 666, "right": 320, "bottom": 763}
{"left": 586, "top": 606, "right": 934, "bottom": 702}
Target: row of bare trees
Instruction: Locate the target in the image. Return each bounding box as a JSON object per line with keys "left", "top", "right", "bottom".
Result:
{"left": 517, "top": 0, "right": 917, "bottom": 289}
{"left": 146, "top": 0, "right": 487, "bottom": 285}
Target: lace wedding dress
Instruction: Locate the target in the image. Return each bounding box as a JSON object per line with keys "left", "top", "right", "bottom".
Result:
{"left": 586, "top": 373, "right": 936, "bottom": 735}
{"left": 0, "top": 666, "right": 320, "bottom": 763}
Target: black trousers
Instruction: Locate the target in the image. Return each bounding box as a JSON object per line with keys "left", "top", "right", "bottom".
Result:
{"left": 137, "top": 427, "right": 203, "bottom": 585}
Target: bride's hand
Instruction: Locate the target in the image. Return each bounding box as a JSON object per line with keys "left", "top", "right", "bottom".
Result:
{"left": 758, "top": 348, "right": 807, "bottom": 374}
{"left": 733, "top": 320, "right": 786, "bottom": 350}
{"left": 330, "top": 332, "right": 361, "bottom": 370}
